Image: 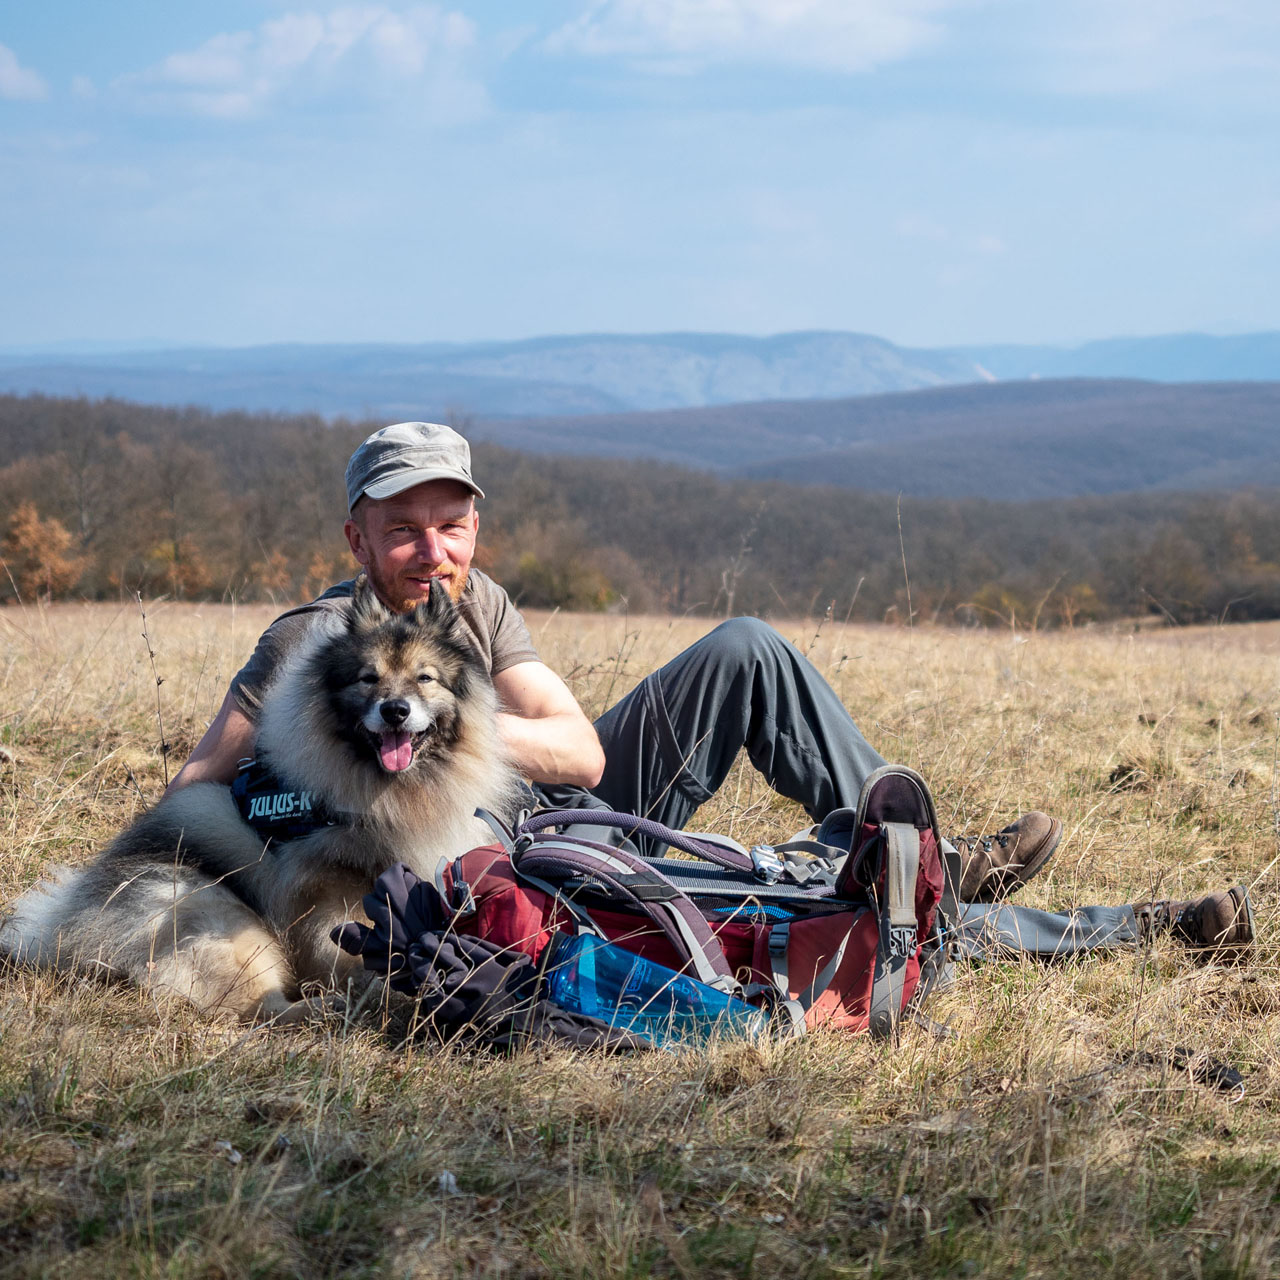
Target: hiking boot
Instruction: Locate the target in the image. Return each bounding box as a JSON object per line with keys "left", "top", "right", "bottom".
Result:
{"left": 952, "top": 812, "right": 1063, "bottom": 902}
{"left": 1132, "top": 884, "right": 1255, "bottom": 952}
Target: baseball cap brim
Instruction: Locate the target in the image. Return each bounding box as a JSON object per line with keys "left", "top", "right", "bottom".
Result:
{"left": 360, "top": 467, "right": 485, "bottom": 502}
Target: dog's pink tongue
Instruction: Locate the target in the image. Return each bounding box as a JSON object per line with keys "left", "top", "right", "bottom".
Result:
{"left": 379, "top": 730, "right": 413, "bottom": 772}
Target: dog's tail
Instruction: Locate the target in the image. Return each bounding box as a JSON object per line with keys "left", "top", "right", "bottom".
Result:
{"left": 0, "top": 867, "right": 89, "bottom": 970}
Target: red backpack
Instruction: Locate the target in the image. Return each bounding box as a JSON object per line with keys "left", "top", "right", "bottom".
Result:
{"left": 433, "top": 765, "right": 947, "bottom": 1038}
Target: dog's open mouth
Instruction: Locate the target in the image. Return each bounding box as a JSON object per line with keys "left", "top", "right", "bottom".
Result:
{"left": 368, "top": 728, "right": 430, "bottom": 773}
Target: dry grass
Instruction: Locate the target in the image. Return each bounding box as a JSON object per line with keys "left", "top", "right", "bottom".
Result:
{"left": 1, "top": 601, "right": 1278, "bottom": 1279}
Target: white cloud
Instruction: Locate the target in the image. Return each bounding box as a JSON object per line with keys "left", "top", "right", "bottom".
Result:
{"left": 1034, "top": 0, "right": 1280, "bottom": 99}
{"left": 0, "top": 43, "right": 49, "bottom": 101}
{"left": 119, "top": 5, "right": 482, "bottom": 119}
{"left": 544, "top": 0, "right": 960, "bottom": 73}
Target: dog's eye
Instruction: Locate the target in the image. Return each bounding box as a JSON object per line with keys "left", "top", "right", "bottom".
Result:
{"left": 358, "top": 673, "right": 379, "bottom": 686}
{"left": 417, "top": 673, "right": 434, "bottom": 684}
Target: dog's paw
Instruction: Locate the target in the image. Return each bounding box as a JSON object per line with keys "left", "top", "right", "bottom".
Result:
{"left": 255, "top": 989, "right": 347, "bottom": 1026}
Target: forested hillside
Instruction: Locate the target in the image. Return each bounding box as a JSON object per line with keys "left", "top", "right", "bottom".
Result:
{"left": 477, "top": 378, "right": 1280, "bottom": 497}
{"left": 2, "top": 393, "right": 1279, "bottom": 627}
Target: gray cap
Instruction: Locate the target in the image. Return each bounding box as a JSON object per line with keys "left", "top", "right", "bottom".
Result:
{"left": 345, "top": 421, "right": 485, "bottom": 512}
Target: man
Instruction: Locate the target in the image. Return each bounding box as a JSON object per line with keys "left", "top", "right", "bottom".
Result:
{"left": 171, "top": 422, "right": 1254, "bottom": 958}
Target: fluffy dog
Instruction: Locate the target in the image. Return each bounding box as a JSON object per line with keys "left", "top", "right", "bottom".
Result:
{"left": 1, "top": 578, "right": 524, "bottom": 1023}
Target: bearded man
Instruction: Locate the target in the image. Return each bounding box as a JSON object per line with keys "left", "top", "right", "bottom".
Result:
{"left": 171, "top": 422, "right": 1254, "bottom": 958}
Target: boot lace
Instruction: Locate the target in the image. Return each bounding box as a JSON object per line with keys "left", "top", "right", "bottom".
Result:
{"left": 951, "top": 833, "right": 1011, "bottom": 855}
{"left": 1132, "top": 899, "right": 1187, "bottom": 935}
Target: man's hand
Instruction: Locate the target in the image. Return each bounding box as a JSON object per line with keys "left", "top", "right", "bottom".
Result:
{"left": 165, "top": 691, "right": 255, "bottom": 796}
{"left": 492, "top": 661, "right": 605, "bottom": 788}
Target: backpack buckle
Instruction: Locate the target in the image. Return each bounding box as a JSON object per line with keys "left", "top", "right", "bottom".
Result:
{"left": 888, "top": 924, "right": 917, "bottom": 959}
{"left": 449, "top": 858, "right": 476, "bottom": 916}
{"left": 750, "top": 845, "right": 785, "bottom": 884}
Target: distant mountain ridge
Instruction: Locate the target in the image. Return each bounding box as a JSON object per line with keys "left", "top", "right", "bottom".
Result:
{"left": 1, "top": 329, "right": 1279, "bottom": 417}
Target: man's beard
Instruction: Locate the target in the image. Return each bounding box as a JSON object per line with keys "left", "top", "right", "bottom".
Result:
{"left": 365, "top": 562, "right": 469, "bottom": 612}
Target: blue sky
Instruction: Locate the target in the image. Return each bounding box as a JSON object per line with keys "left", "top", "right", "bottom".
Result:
{"left": 2, "top": 1, "right": 1279, "bottom": 349}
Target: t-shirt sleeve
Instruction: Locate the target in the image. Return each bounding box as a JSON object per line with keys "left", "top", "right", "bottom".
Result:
{"left": 482, "top": 579, "right": 539, "bottom": 675}
{"left": 229, "top": 611, "right": 326, "bottom": 720}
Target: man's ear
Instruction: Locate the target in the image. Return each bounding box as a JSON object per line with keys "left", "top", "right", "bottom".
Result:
{"left": 344, "top": 517, "right": 371, "bottom": 567}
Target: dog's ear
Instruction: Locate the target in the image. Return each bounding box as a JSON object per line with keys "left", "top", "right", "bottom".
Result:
{"left": 350, "top": 574, "right": 390, "bottom": 630}
{"left": 410, "top": 578, "right": 455, "bottom": 629}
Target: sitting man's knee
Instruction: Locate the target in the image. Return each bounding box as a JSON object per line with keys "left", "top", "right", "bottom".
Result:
{"left": 701, "top": 616, "right": 788, "bottom": 669}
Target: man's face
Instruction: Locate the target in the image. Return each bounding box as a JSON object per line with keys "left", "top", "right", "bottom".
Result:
{"left": 344, "top": 479, "right": 478, "bottom": 611}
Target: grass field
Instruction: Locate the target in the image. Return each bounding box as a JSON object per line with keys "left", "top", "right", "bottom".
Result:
{"left": 1, "top": 601, "right": 1277, "bottom": 1278}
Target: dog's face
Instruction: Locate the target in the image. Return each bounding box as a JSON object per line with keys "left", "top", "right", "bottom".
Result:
{"left": 319, "top": 577, "right": 484, "bottom": 775}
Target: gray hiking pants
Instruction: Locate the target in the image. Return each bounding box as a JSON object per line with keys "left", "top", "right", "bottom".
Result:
{"left": 950, "top": 902, "right": 1138, "bottom": 960}
{"left": 537, "top": 617, "right": 1138, "bottom": 962}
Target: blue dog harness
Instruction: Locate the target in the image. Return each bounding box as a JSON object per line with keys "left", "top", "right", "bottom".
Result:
{"left": 231, "top": 758, "right": 354, "bottom": 845}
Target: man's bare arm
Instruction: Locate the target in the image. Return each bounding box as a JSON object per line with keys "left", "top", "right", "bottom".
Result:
{"left": 165, "top": 691, "right": 256, "bottom": 795}
{"left": 492, "top": 660, "right": 605, "bottom": 788}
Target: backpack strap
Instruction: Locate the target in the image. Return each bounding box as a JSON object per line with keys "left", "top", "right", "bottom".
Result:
{"left": 764, "top": 918, "right": 837, "bottom": 1036}
{"left": 867, "top": 821, "right": 922, "bottom": 1041}
{"left": 938, "top": 840, "right": 964, "bottom": 931}
{"left": 770, "top": 836, "right": 846, "bottom": 862}
{"left": 905, "top": 921, "right": 959, "bottom": 1040}
{"left": 747, "top": 840, "right": 841, "bottom": 889}
{"left": 517, "top": 809, "right": 755, "bottom": 874}
{"left": 512, "top": 836, "right": 737, "bottom": 991}
{"left": 475, "top": 806, "right": 517, "bottom": 854}
{"left": 517, "top": 809, "right": 836, "bottom": 887}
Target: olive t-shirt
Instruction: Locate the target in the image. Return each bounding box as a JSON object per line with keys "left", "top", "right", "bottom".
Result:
{"left": 229, "top": 570, "right": 538, "bottom": 720}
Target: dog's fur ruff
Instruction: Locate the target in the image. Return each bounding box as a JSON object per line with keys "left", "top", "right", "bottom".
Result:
{"left": 0, "top": 578, "right": 524, "bottom": 1023}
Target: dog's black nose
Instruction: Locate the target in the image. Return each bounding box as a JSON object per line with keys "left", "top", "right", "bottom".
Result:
{"left": 380, "top": 699, "right": 411, "bottom": 727}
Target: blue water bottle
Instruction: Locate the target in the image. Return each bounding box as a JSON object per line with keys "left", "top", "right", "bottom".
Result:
{"left": 542, "top": 931, "right": 771, "bottom": 1047}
